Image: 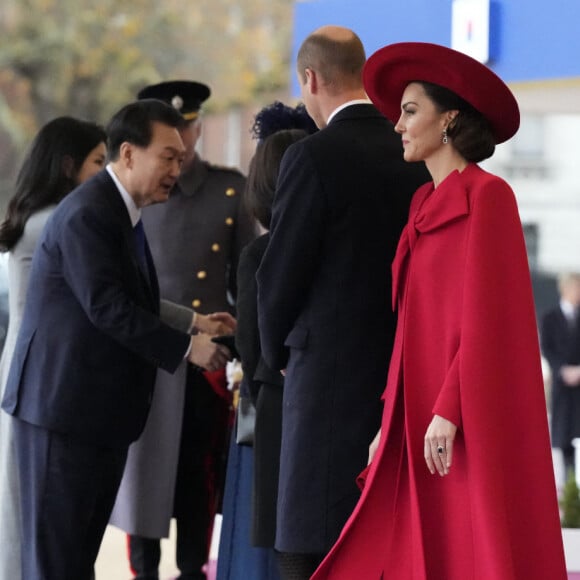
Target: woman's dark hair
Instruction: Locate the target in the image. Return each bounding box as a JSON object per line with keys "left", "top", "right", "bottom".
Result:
{"left": 106, "top": 98, "right": 184, "bottom": 161}
{"left": 419, "top": 81, "right": 496, "bottom": 163}
{"left": 245, "top": 101, "right": 317, "bottom": 230}
{"left": 245, "top": 129, "right": 309, "bottom": 230}
{"left": 0, "top": 116, "right": 106, "bottom": 251}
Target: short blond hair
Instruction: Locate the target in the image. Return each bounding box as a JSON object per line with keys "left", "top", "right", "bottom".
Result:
{"left": 296, "top": 27, "right": 365, "bottom": 91}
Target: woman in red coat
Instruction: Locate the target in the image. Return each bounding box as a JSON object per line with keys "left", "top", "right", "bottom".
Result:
{"left": 312, "top": 42, "right": 567, "bottom": 580}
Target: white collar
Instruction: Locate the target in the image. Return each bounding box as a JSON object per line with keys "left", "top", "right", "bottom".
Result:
{"left": 560, "top": 299, "right": 578, "bottom": 321}
{"left": 106, "top": 164, "right": 141, "bottom": 227}
{"left": 326, "top": 99, "right": 372, "bottom": 125}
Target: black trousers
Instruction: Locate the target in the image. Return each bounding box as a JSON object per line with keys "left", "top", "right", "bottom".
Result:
{"left": 129, "top": 369, "right": 226, "bottom": 579}
{"left": 15, "top": 418, "right": 127, "bottom": 580}
{"left": 275, "top": 551, "right": 324, "bottom": 580}
{"left": 563, "top": 443, "right": 576, "bottom": 476}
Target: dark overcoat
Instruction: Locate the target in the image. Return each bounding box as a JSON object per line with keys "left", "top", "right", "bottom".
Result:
{"left": 110, "top": 155, "right": 255, "bottom": 538}
{"left": 235, "top": 233, "right": 284, "bottom": 547}
{"left": 541, "top": 306, "right": 580, "bottom": 449}
{"left": 256, "top": 104, "right": 430, "bottom": 553}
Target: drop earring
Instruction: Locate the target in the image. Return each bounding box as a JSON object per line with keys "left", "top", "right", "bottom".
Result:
{"left": 442, "top": 128, "right": 448, "bottom": 144}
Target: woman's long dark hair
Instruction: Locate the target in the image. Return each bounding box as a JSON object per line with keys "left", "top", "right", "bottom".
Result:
{"left": 246, "top": 129, "right": 309, "bottom": 230}
{"left": 0, "top": 116, "right": 106, "bottom": 251}
{"left": 245, "top": 102, "right": 318, "bottom": 230}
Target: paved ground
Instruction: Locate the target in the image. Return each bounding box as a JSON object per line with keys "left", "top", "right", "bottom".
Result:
{"left": 95, "top": 523, "right": 179, "bottom": 580}
{"left": 94, "top": 453, "right": 576, "bottom": 579}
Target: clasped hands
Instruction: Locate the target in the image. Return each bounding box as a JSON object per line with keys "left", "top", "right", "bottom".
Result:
{"left": 187, "top": 312, "right": 236, "bottom": 372}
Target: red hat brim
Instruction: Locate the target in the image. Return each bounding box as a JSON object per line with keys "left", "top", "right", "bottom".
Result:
{"left": 363, "top": 42, "right": 520, "bottom": 144}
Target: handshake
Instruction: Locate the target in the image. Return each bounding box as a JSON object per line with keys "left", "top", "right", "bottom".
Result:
{"left": 187, "top": 311, "right": 237, "bottom": 372}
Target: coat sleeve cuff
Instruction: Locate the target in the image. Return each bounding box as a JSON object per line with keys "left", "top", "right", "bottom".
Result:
{"left": 432, "top": 350, "right": 462, "bottom": 429}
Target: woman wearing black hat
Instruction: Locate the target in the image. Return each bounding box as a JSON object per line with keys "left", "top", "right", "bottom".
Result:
{"left": 312, "top": 43, "right": 566, "bottom": 580}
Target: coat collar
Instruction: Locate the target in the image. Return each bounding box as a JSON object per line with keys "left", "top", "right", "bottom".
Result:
{"left": 176, "top": 155, "right": 207, "bottom": 197}
{"left": 391, "top": 164, "right": 478, "bottom": 310}
{"left": 97, "top": 170, "right": 159, "bottom": 306}
{"left": 95, "top": 170, "right": 134, "bottom": 231}
{"left": 327, "top": 99, "right": 372, "bottom": 125}
{"left": 413, "top": 165, "right": 474, "bottom": 234}
{"left": 328, "top": 102, "right": 386, "bottom": 125}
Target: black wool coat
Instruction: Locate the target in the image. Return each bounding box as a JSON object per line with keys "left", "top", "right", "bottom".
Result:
{"left": 257, "top": 104, "right": 430, "bottom": 553}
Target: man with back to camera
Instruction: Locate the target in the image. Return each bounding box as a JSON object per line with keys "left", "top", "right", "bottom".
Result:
{"left": 110, "top": 80, "right": 255, "bottom": 580}
{"left": 0, "top": 99, "right": 232, "bottom": 580}
{"left": 256, "top": 25, "right": 430, "bottom": 579}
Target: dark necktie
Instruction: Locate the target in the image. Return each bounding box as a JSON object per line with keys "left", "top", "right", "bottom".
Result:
{"left": 133, "top": 219, "right": 150, "bottom": 282}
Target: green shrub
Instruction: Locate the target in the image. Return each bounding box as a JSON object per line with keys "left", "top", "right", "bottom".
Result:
{"left": 561, "top": 470, "right": 580, "bottom": 528}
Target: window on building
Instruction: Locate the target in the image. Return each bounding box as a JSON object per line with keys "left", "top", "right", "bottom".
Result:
{"left": 523, "top": 222, "right": 539, "bottom": 270}
{"left": 504, "top": 116, "right": 548, "bottom": 179}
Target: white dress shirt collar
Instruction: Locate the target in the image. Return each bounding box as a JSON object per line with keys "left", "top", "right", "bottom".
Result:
{"left": 106, "top": 164, "right": 141, "bottom": 227}
{"left": 326, "top": 99, "right": 372, "bottom": 126}
{"left": 561, "top": 299, "right": 577, "bottom": 322}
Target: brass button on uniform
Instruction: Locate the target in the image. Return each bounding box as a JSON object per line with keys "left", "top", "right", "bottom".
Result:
{"left": 192, "top": 299, "right": 201, "bottom": 308}
{"left": 225, "top": 217, "right": 234, "bottom": 226}
{"left": 211, "top": 243, "right": 221, "bottom": 252}
{"left": 225, "top": 187, "right": 236, "bottom": 197}
{"left": 197, "top": 270, "right": 207, "bottom": 280}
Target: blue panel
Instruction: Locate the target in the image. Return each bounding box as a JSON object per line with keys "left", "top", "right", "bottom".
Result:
{"left": 493, "top": 1, "right": 580, "bottom": 81}
{"left": 291, "top": 0, "right": 580, "bottom": 95}
{"left": 292, "top": 0, "right": 452, "bottom": 95}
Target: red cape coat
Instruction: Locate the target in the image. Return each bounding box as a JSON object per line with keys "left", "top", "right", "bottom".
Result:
{"left": 312, "top": 164, "right": 566, "bottom": 580}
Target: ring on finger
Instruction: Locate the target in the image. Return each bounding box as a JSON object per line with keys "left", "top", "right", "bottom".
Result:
{"left": 437, "top": 445, "right": 445, "bottom": 454}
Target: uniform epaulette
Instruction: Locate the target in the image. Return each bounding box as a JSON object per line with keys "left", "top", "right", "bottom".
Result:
{"left": 205, "top": 161, "right": 243, "bottom": 176}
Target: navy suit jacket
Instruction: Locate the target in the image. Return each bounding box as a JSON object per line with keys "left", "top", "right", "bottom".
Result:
{"left": 2, "top": 170, "right": 190, "bottom": 447}
{"left": 540, "top": 306, "right": 580, "bottom": 448}
{"left": 256, "top": 103, "right": 430, "bottom": 552}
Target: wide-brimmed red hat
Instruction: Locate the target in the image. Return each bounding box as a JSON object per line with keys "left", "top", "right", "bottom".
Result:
{"left": 363, "top": 42, "right": 520, "bottom": 144}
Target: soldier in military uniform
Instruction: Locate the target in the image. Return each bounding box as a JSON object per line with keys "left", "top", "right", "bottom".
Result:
{"left": 109, "top": 81, "right": 256, "bottom": 580}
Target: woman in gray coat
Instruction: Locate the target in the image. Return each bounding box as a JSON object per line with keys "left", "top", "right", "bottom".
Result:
{"left": 0, "top": 117, "right": 107, "bottom": 580}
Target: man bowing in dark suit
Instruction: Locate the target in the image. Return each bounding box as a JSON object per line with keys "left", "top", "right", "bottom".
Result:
{"left": 1, "top": 99, "right": 231, "bottom": 580}
{"left": 110, "top": 81, "right": 254, "bottom": 580}
{"left": 256, "top": 26, "right": 430, "bottom": 579}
